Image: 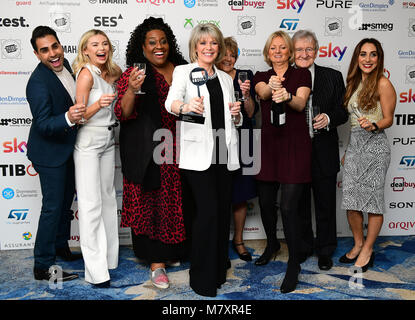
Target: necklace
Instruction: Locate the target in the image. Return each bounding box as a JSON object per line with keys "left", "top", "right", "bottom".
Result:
{"left": 207, "top": 72, "right": 217, "bottom": 80}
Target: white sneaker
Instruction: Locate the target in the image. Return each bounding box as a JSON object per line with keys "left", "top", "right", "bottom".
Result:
{"left": 150, "top": 268, "right": 169, "bottom": 289}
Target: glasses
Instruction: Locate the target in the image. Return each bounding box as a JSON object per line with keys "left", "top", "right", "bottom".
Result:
{"left": 295, "top": 47, "right": 315, "bottom": 54}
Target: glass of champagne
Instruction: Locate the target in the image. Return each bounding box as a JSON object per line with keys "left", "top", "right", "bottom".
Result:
{"left": 232, "top": 91, "right": 241, "bottom": 122}
{"left": 133, "top": 63, "right": 146, "bottom": 94}
{"left": 78, "top": 95, "right": 87, "bottom": 124}
{"left": 238, "top": 71, "right": 248, "bottom": 101}
{"left": 311, "top": 104, "right": 320, "bottom": 134}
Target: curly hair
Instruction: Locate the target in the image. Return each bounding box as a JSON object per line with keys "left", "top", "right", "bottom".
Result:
{"left": 125, "top": 17, "right": 186, "bottom": 68}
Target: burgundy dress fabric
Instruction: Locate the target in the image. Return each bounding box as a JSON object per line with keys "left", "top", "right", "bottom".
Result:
{"left": 114, "top": 67, "right": 185, "bottom": 245}
{"left": 252, "top": 65, "right": 312, "bottom": 184}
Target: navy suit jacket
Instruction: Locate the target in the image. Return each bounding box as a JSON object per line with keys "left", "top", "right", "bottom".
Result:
{"left": 311, "top": 64, "right": 348, "bottom": 177}
{"left": 26, "top": 58, "right": 77, "bottom": 168}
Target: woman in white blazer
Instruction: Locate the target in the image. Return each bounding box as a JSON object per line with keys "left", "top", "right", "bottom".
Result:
{"left": 165, "top": 23, "right": 242, "bottom": 297}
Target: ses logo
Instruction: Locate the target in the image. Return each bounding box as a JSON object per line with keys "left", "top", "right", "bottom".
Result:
{"left": 318, "top": 43, "right": 347, "bottom": 61}
{"left": 390, "top": 177, "right": 415, "bottom": 192}
{"left": 399, "top": 155, "right": 415, "bottom": 169}
{"left": 94, "top": 14, "right": 123, "bottom": 28}
{"left": 279, "top": 19, "right": 299, "bottom": 32}
{"left": 276, "top": 0, "right": 306, "bottom": 13}
{"left": 7, "top": 209, "right": 30, "bottom": 224}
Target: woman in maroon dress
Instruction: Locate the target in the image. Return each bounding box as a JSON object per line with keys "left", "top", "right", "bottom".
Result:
{"left": 253, "top": 31, "right": 311, "bottom": 293}
{"left": 114, "top": 17, "right": 187, "bottom": 289}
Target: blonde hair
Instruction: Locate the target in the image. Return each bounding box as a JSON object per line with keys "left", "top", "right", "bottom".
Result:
{"left": 72, "top": 29, "right": 119, "bottom": 77}
{"left": 188, "top": 23, "right": 226, "bottom": 64}
{"left": 262, "top": 30, "right": 294, "bottom": 66}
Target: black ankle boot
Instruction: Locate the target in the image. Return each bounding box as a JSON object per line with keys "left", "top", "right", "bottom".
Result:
{"left": 280, "top": 263, "right": 301, "bottom": 294}
{"left": 255, "top": 241, "right": 281, "bottom": 266}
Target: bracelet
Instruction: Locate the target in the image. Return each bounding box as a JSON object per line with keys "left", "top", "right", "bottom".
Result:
{"left": 371, "top": 122, "right": 379, "bottom": 133}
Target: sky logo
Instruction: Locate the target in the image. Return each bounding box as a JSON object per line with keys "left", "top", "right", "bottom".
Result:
{"left": 276, "top": 0, "right": 306, "bottom": 13}
{"left": 319, "top": 43, "right": 347, "bottom": 61}
{"left": 2, "top": 187, "right": 14, "bottom": 199}
{"left": 184, "top": 0, "right": 195, "bottom": 7}
{"left": 3, "top": 138, "right": 27, "bottom": 153}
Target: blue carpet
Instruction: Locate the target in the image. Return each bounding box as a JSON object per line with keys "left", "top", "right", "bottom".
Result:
{"left": 1, "top": 236, "right": 415, "bottom": 300}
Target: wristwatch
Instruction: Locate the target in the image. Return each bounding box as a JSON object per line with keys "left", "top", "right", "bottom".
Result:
{"left": 286, "top": 92, "right": 292, "bottom": 102}
{"left": 371, "top": 122, "right": 379, "bottom": 133}
{"left": 179, "top": 103, "right": 185, "bottom": 116}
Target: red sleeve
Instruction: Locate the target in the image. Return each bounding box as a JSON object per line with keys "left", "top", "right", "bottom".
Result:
{"left": 252, "top": 70, "right": 271, "bottom": 89}
{"left": 293, "top": 67, "right": 312, "bottom": 90}
{"left": 114, "top": 67, "right": 139, "bottom": 121}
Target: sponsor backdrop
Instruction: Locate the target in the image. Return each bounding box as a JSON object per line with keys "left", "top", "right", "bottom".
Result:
{"left": 1, "top": 0, "right": 414, "bottom": 250}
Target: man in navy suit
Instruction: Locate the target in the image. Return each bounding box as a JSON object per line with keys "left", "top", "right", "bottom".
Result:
{"left": 26, "top": 26, "right": 85, "bottom": 282}
{"left": 292, "top": 30, "right": 348, "bottom": 270}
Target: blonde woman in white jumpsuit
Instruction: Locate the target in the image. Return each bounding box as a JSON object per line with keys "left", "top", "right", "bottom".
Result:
{"left": 72, "top": 29, "right": 122, "bottom": 287}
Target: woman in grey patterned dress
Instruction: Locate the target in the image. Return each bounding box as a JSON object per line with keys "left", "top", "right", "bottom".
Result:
{"left": 339, "top": 38, "right": 396, "bottom": 272}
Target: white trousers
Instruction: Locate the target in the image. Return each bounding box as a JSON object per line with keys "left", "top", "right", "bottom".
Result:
{"left": 74, "top": 125, "right": 119, "bottom": 284}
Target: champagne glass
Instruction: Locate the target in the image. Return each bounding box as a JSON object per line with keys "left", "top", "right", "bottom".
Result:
{"left": 351, "top": 102, "right": 362, "bottom": 118}
{"left": 238, "top": 71, "right": 248, "bottom": 101}
{"left": 78, "top": 95, "right": 87, "bottom": 124}
{"left": 311, "top": 104, "right": 320, "bottom": 134}
{"left": 133, "top": 63, "right": 146, "bottom": 94}
{"left": 232, "top": 91, "right": 241, "bottom": 122}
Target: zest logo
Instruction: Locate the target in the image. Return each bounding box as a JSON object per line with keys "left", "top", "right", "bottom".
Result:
{"left": 3, "top": 138, "right": 27, "bottom": 153}
{"left": 399, "top": 89, "right": 415, "bottom": 103}
{"left": 276, "top": 0, "right": 306, "bottom": 13}
{"left": 318, "top": 43, "right": 347, "bottom": 61}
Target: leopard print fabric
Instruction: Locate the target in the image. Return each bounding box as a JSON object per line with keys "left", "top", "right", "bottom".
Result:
{"left": 114, "top": 67, "right": 185, "bottom": 244}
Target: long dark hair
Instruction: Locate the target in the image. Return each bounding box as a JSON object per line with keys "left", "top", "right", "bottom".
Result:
{"left": 344, "top": 38, "right": 384, "bottom": 111}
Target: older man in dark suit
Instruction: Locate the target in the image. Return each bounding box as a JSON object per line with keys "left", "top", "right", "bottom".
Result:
{"left": 26, "top": 26, "right": 85, "bottom": 282}
{"left": 292, "top": 30, "right": 349, "bottom": 270}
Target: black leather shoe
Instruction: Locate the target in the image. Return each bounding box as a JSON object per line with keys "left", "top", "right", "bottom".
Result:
{"left": 232, "top": 241, "right": 252, "bottom": 262}
{"left": 318, "top": 255, "right": 333, "bottom": 271}
{"left": 280, "top": 263, "right": 301, "bottom": 294}
{"left": 56, "top": 247, "right": 83, "bottom": 261}
{"left": 93, "top": 280, "right": 110, "bottom": 288}
{"left": 299, "top": 250, "right": 313, "bottom": 263}
{"left": 255, "top": 242, "right": 281, "bottom": 266}
{"left": 339, "top": 252, "right": 358, "bottom": 264}
{"left": 34, "top": 268, "right": 78, "bottom": 282}
{"left": 354, "top": 252, "right": 375, "bottom": 273}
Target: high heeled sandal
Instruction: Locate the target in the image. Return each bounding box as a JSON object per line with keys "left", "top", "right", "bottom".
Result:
{"left": 232, "top": 241, "right": 252, "bottom": 262}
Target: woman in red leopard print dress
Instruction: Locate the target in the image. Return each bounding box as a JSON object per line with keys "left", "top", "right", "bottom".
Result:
{"left": 114, "top": 17, "right": 188, "bottom": 289}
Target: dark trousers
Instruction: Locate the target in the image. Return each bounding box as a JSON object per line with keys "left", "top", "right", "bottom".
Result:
{"left": 257, "top": 181, "right": 306, "bottom": 264}
{"left": 183, "top": 164, "right": 233, "bottom": 297}
{"left": 33, "top": 158, "right": 75, "bottom": 270}
{"left": 300, "top": 170, "right": 338, "bottom": 257}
